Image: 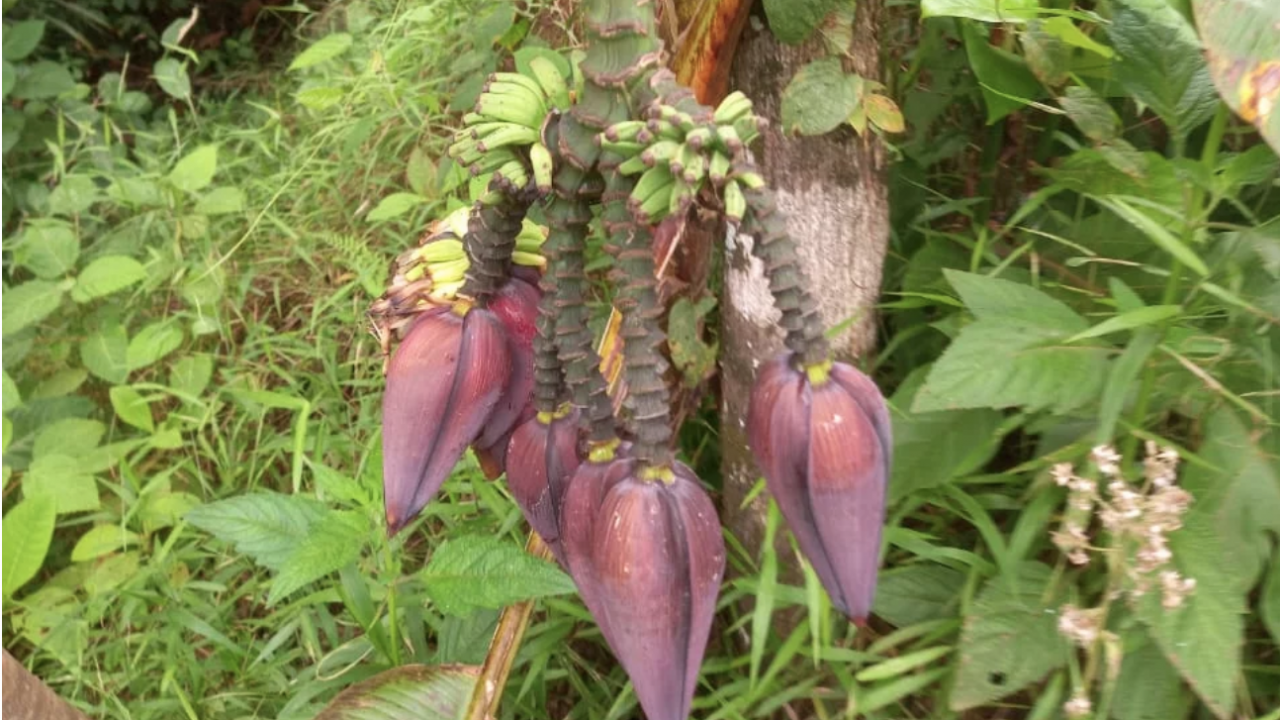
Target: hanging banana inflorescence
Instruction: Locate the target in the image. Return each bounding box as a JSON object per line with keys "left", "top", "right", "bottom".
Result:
{"left": 370, "top": 0, "right": 893, "bottom": 717}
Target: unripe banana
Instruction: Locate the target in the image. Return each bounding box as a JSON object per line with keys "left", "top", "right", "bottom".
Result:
{"left": 713, "top": 91, "right": 753, "bottom": 125}
{"left": 635, "top": 182, "right": 673, "bottom": 222}
{"left": 734, "top": 170, "right": 765, "bottom": 189}
{"left": 679, "top": 147, "right": 706, "bottom": 185}
{"left": 723, "top": 179, "right": 746, "bottom": 224}
{"left": 630, "top": 164, "right": 675, "bottom": 205}
{"left": 414, "top": 238, "right": 465, "bottom": 263}
{"left": 618, "top": 155, "right": 648, "bottom": 176}
{"left": 463, "top": 112, "right": 487, "bottom": 126}
{"left": 599, "top": 138, "right": 646, "bottom": 156}
{"left": 529, "top": 142, "right": 554, "bottom": 193}
{"left": 641, "top": 140, "right": 680, "bottom": 167}
{"left": 495, "top": 160, "right": 529, "bottom": 189}
{"left": 475, "top": 93, "right": 545, "bottom": 129}
{"left": 427, "top": 257, "right": 469, "bottom": 284}
{"left": 708, "top": 151, "right": 732, "bottom": 185}
{"left": 482, "top": 80, "right": 548, "bottom": 116}
{"left": 490, "top": 72, "right": 546, "bottom": 101}
{"left": 469, "top": 121, "right": 526, "bottom": 139}
{"left": 604, "top": 120, "right": 648, "bottom": 142}
{"left": 734, "top": 116, "right": 761, "bottom": 145}
{"left": 715, "top": 125, "right": 744, "bottom": 153}
{"left": 528, "top": 57, "right": 571, "bottom": 111}
{"left": 668, "top": 175, "right": 697, "bottom": 217}
{"left": 646, "top": 119, "right": 683, "bottom": 142}
{"left": 513, "top": 250, "right": 547, "bottom": 269}
{"left": 477, "top": 124, "right": 540, "bottom": 152}
{"left": 448, "top": 137, "right": 479, "bottom": 160}
{"left": 683, "top": 126, "right": 713, "bottom": 150}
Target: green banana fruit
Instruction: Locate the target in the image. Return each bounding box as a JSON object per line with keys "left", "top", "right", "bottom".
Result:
{"left": 528, "top": 57, "right": 571, "bottom": 111}
{"left": 530, "top": 142, "right": 554, "bottom": 193}
{"left": 617, "top": 155, "right": 648, "bottom": 176}
{"left": 713, "top": 91, "right": 752, "bottom": 125}
{"left": 723, "top": 179, "right": 745, "bottom": 224}
{"left": 490, "top": 71, "right": 546, "bottom": 101}
{"left": 475, "top": 93, "right": 545, "bottom": 129}
{"left": 708, "top": 151, "right": 731, "bottom": 185}
{"left": 641, "top": 139, "right": 680, "bottom": 167}
{"left": 477, "top": 124, "right": 540, "bottom": 152}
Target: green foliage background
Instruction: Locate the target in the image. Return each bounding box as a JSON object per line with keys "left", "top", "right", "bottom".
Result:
{"left": 2, "top": 0, "right": 1278, "bottom": 718}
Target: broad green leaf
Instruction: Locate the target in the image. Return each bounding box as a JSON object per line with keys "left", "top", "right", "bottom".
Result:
{"left": 269, "top": 511, "right": 370, "bottom": 604}
{"left": 314, "top": 664, "right": 478, "bottom": 720}
{"left": 168, "top": 144, "right": 219, "bottom": 193}
{"left": 72, "top": 256, "right": 147, "bottom": 302}
{"left": 109, "top": 386, "right": 154, "bottom": 432}
{"left": 1111, "top": 639, "right": 1195, "bottom": 720}
{"left": 2, "top": 370, "right": 20, "bottom": 412}
{"left": 1096, "top": 329, "right": 1158, "bottom": 442}
{"left": 1263, "top": 550, "right": 1280, "bottom": 645}
{"left": 888, "top": 370, "right": 1003, "bottom": 501}
{"left": 950, "top": 563, "right": 1067, "bottom": 709}
{"left": 1058, "top": 85, "right": 1120, "bottom": 142}
{"left": 1194, "top": 0, "right": 1280, "bottom": 154}
{"left": 195, "top": 186, "right": 245, "bottom": 215}
{"left": 32, "top": 368, "right": 89, "bottom": 399}
{"left": 3, "top": 20, "right": 46, "bottom": 61}
{"left": 2, "top": 495, "right": 56, "bottom": 597}
{"left": 920, "top": 0, "right": 1039, "bottom": 22}
{"left": 33, "top": 418, "right": 104, "bottom": 459}
{"left": 185, "top": 493, "right": 330, "bottom": 570}
{"left": 23, "top": 455, "right": 100, "bottom": 514}
{"left": 1066, "top": 305, "right": 1182, "bottom": 342}
{"left": 2, "top": 280, "right": 64, "bottom": 336}
{"left": 84, "top": 551, "right": 139, "bottom": 595}
{"left": 780, "top": 58, "right": 861, "bottom": 136}
{"left": 12, "top": 60, "right": 74, "bottom": 99}
{"left": 1, "top": 61, "right": 13, "bottom": 100}
{"left": 367, "top": 192, "right": 426, "bottom": 222}
{"left": 943, "top": 270, "right": 1087, "bottom": 333}
{"left": 406, "top": 146, "right": 436, "bottom": 198}
{"left": 763, "top": 0, "right": 845, "bottom": 44}
{"left": 152, "top": 58, "right": 191, "bottom": 100}
{"left": 139, "top": 491, "right": 200, "bottom": 530}
{"left": 169, "top": 354, "right": 214, "bottom": 399}
{"left": 1110, "top": 2, "right": 1218, "bottom": 140}
{"left": 16, "top": 221, "right": 79, "bottom": 278}
{"left": 289, "top": 33, "right": 354, "bottom": 71}
{"left": 913, "top": 320, "right": 1109, "bottom": 413}
{"left": 421, "top": 535, "right": 576, "bottom": 616}
{"left": 1020, "top": 21, "right": 1069, "bottom": 86}
{"left": 513, "top": 46, "right": 570, "bottom": 81}
{"left": 71, "top": 525, "right": 141, "bottom": 562}
{"left": 963, "top": 23, "right": 1044, "bottom": 123}
{"left": 872, "top": 563, "right": 966, "bottom": 627}
{"left": 80, "top": 324, "right": 130, "bottom": 383}
{"left": 47, "top": 175, "right": 99, "bottom": 216}
{"left": 126, "top": 322, "right": 184, "bottom": 370}
{"left": 1040, "top": 17, "right": 1113, "bottom": 57}
{"left": 1094, "top": 197, "right": 1209, "bottom": 276}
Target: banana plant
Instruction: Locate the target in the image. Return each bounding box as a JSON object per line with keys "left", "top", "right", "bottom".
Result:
{"left": 368, "top": 0, "right": 893, "bottom": 717}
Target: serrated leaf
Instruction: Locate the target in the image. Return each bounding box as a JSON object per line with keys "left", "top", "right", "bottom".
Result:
{"left": 23, "top": 454, "right": 100, "bottom": 514}
{"left": 126, "top": 322, "right": 184, "bottom": 370}
{"left": 780, "top": 58, "right": 861, "bottom": 136}
{"left": 1111, "top": 639, "right": 1195, "bottom": 720}
{"left": 421, "top": 535, "right": 576, "bottom": 616}
{"left": 1194, "top": 0, "right": 1280, "bottom": 154}
{"left": 963, "top": 22, "right": 1045, "bottom": 123}
{"left": 185, "top": 493, "right": 330, "bottom": 570}
{"left": 3, "top": 20, "right": 47, "bottom": 61}
{"left": 12, "top": 60, "right": 74, "bottom": 99}
{"left": 269, "top": 511, "right": 369, "bottom": 604}
{"left": 944, "top": 269, "right": 1087, "bottom": 332}
{"left": 1110, "top": 2, "right": 1218, "bottom": 140}
{"left": 109, "top": 386, "right": 154, "bottom": 432}
{"left": 1066, "top": 305, "right": 1182, "bottom": 342}
{"left": 406, "top": 146, "right": 436, "bottom": 198}
{"left": 913, "top": 320, "right": 1109, "bottom": 413}
{"left": 195, "top": 186, "right": 245, "bottom": 215}
{"left": 1040, "top": 16, "right": 1112, "bottom": 58}
{"left": 169, "top": 354, "right": 213, "bottom": 399}
{"left": 367, "top": 192, "right": 426, "bottom": 222}
{"left": 16, "top": 221, "right": 79, "bottom": 278}
{"left": 71, "top": 256, "right": 147, "bottom": 302}
{"left": 2, "top": 495, "right": 56, "bottom": 598}
{"left": 289, "top": 33, "right": 354, "bottom": 71}
{"left": 920, "top": 0, "right": 1039, "bottom": 22}
{"left": 71, "top": 525, "right": 141, "bottom": 562}
{"left": 168, "top": 144, "right": 218, "bottom": 193}
{"left": 81, "top": 324, "right": 130, "bottom": 383}
{"left": 872, "top": 563, "right": 966, "bottom": 627}
{"left": 2, "top": 280, "right": 65, "bottom": 336}
{"left": 1059, "top": 85, "right": 1120, "bottom": 142}
{"left": 315, "top": 664, "right": 478, "bottom": 720}
{"left": 1094, "top": 196, "right": 1209, "bottom": 276}
{"left": 3, "top": 370, "right": 20, "bottom": 413}
{"left": 33, "top": 418, "right": 104, "bottom": 459}
{"left": 889, "top": 372, "right": 1003, "bottom": 501}
{"left": 950, "top": 563, "right": 1067, "bottom": 710}
{"left": 47, "top": 175, "right": 99, "bottom": 216}
{"left": 153, "top": 58, "right": 191, "bottom": 100}
{"left": 763, "top": 0, "right": 845, "bottom": 44}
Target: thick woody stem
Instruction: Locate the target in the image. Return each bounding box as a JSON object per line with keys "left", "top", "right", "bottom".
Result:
{"left": 739, "top": 174, "right": 830, "bottom": 366}
{"left": 459, "top": 183, "right": 532, "bottom": 304}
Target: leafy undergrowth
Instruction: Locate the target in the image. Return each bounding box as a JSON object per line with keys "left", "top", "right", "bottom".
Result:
{"left": 3, "top": 0, "right": 1279, "bottom": 719}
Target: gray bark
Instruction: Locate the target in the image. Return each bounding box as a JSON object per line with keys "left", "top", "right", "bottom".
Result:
{"left": 721, "top": 1, "right": 890, "bottom": 559}
{"left": 3, "top": 651, "right": 90, "bottom": 720}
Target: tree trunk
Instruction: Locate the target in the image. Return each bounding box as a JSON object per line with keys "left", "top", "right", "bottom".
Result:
{"left": 2, "top": 651, "right": 90, "bottom": 720}
{"left": 720, "top": 1, "right": 891, "bottom": 560}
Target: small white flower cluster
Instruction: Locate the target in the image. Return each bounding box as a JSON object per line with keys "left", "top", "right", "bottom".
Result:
{"left": 1056, "top": 604, "right": 1104, "bottom": 647}
{"left": 1063, "top": 691, "right": 1092, "bottom": 718}
{"left": 1050, "top": 442, "right": 1197, "bottom": 608}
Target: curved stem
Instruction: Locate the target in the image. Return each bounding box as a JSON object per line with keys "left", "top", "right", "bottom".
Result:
{"left": 459, "top": 181, "right": 533, "bottom": 305}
